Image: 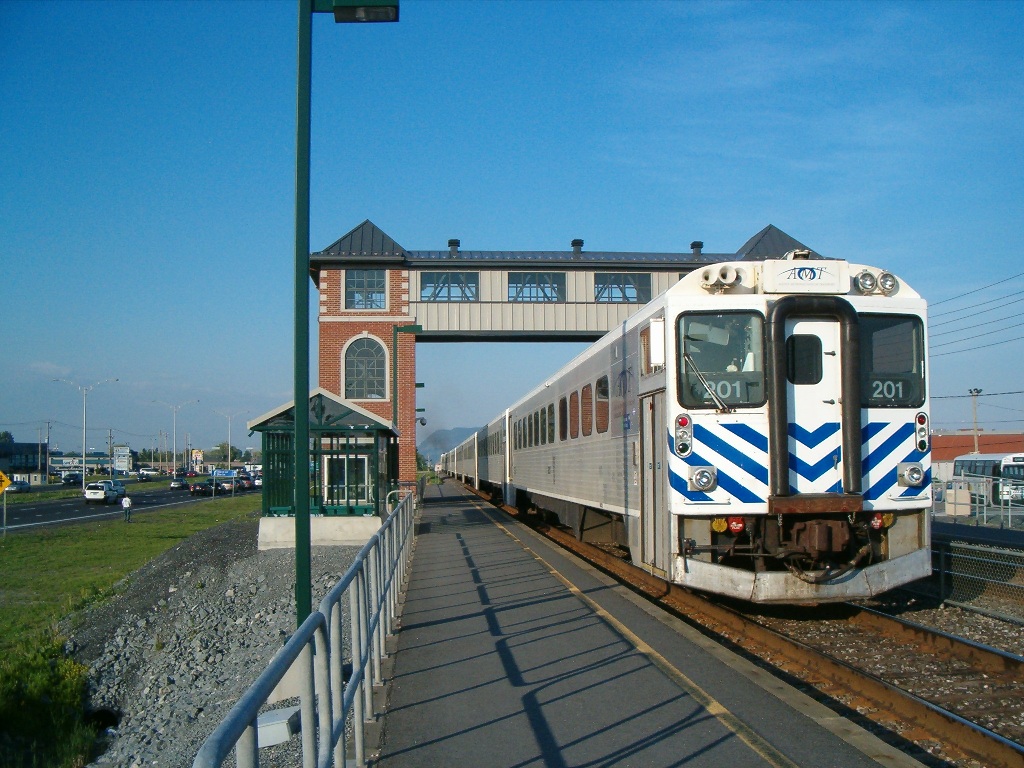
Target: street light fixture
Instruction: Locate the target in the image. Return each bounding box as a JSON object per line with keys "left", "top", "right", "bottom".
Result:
{"left": 54, "top": 378, "right": 118, "bottom": 491}
{"left": 293, "top": 0, "right": 399, "bottom": 624}
{"left": 969, "top": 388, "right": 983, "bottom": 453}
{"left": 213, "top": 409, "right": 247, "bottom": 472}
{"left": 154, "top": 400, "right": 198, "bottom": 476}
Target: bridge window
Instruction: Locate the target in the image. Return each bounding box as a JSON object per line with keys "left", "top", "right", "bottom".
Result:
{"left": 594, "top": 273, "right": 651, "bottom": 303}
{"left": 419, "top": 271, "right": 479, "bottom": 302}
{"left": 344, "top": 338, "right": 387, "bottom": 399}
{"left": 508, "top": 272, "right": 566, "bottom": 303}
{"left": 345, "top": 269, "right": 387, "bottom": 310}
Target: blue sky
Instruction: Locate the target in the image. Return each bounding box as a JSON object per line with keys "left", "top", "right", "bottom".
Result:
{"left": 2, "top": 0, "right": 1023, "bottom": 457}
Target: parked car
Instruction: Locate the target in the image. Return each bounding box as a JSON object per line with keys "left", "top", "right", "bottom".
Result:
{"left": 253, "top": 475, "right": 263, "bottom": 488}
{"left": 190, "top": 480, "right": 225, "bottom": 496}
{"left": 84, "top": 481, "right": 117, "bottom": 504}
{"left": 62, "top": 473, "right": 83, "bottom": 485}
{"left": 169, "top": 476, "right": 190, "bottom": 490}
{"left": 4, "top": 479, "right": 31, "bottom": 493}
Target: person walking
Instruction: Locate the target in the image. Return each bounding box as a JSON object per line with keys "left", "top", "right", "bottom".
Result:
{"left": 121, "top": 494, "right": 132, "bottom": 522}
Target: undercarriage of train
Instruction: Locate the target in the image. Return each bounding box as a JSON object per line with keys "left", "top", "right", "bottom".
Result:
{"left": 686, "top": 511, "right": 895, "bottom": 584}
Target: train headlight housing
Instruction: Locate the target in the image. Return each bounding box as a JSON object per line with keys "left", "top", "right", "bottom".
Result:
{"left": 898, "top": 462, "right": 925, "bottom": 487}
{"left": 915, "top": 412, "right": 930, "bottom": 452}
{"left": 689, "top": 466, "right": 717, "bottom": 492}
{"left": 854, "top": 270, "right": 877, "bottom": 293}
{"left": 878, "top": 272, "right": 899, "bottom": 294}
{"left": 674, "top": 413, "right": 693, "bottom": 457}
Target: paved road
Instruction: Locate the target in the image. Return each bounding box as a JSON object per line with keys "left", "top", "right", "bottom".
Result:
{"left": 0, "top": 485, "right": 247, "bottom": 532}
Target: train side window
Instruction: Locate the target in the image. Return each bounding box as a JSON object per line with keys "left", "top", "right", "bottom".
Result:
{"left": 569, "top": 391, "right": 580, "bottom": 439}
{"left": 534, "top": 411, "right": 540, "bottom": 446}
{"left": 786, "top": 334, "right": 822, "bottom": 385}
{"left": 527, "top": 416, "right": 534, "bottom": 448}
{"left": 596, "top": 376, "right": 610, "bottom": 433}
{"left": 559, "top": 397, "right": 568, "bottom": 441}
{"left": 540, "top": 408, "right": 547, "bottom": 445}
{"left": 547, "top": 404, "right": 555, "bottom": 443}
{"left": 581, "top": 384, "right": 593, "bottom": 437}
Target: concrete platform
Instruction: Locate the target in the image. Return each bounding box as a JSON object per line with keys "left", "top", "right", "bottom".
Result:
{"left": 257, "top": 515, "right": 382, "bottom": 550}
{"left": 371, "top": 480, "right": 925, "bottom": 768}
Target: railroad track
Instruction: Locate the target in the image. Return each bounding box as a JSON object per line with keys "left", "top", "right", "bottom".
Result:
{"left": 468, "top": 488, "right": 1024, "bottom": 768}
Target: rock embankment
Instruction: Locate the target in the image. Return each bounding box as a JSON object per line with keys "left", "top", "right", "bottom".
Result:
{"left": 62, "top": 516, "right": 360, "bottom": 768}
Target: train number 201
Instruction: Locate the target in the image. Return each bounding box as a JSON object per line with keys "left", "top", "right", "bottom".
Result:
{"left": 871, "top": 379, "right": 904, "bottom": 400}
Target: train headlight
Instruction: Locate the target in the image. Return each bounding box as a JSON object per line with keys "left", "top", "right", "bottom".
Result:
{"left": 898, "top": 462, "right": 925, "bottom": 487}
{"left": 689, "top": 466, "right": 717, "bottom": 492}
{"left": 675, "top": 413, "right": 693, "bottom": 457}
{"left": 854, "top": 270, "right": 877, "bottom": 293}
{"left": 878, "top": 272, "right": 898, "bottom": 294}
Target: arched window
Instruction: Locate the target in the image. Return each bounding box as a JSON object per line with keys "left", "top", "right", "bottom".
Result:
{"left": 344, "top": 338, "right": 387, "bottom": 399}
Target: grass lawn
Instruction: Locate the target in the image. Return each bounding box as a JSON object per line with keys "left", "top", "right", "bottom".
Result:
{"left": 0, "top": 495, "right": 260, "bottom": 768}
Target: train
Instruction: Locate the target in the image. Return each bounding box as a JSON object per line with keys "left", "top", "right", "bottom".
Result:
{"left": 440, "top": 251, "right": 931, "bottom": 603}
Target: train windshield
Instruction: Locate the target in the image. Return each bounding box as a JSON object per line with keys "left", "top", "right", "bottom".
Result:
{"left": 677, "top": 312, "right": 765, "bottom": 408}
{"left": 859, "top": 314, "right": 926, "bottom": 407}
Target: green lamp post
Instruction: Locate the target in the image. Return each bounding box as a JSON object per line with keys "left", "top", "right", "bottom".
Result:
{"left": 294, "top": 0, "right": 399, "bottom": 624}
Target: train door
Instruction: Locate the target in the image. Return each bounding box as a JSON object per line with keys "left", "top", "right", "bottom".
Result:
{"left": 640, "top": 391, "right": 669, "bottom": 574}
{"left": 785, "top": 318, "right": 845, "bottom": 494}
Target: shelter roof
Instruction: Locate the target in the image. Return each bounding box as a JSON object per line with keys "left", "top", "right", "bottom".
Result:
{"left": 248, "top": 388, "right": 398, "bottom": 435}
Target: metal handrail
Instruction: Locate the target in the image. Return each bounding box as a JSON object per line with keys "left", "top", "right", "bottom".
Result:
{"left": 193, "top": 491, "right": 416, "bottom": 768}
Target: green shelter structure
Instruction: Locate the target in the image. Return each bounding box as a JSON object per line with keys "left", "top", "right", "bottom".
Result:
{"left": 248, "top": 388, "right": 399, "bottom": 549}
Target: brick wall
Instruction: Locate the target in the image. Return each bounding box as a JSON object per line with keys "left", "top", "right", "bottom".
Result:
{"left": 317, "top": 266, "right": 419, "bottom": 482}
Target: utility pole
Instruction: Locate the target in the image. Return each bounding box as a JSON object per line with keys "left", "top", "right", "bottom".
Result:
{"left": 969, "top": 388, "right": 983, "bottom": 453}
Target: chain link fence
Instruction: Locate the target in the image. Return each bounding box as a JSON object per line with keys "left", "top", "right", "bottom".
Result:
{"left": 929, "top": 478, "right": 1024, "bottom": 622}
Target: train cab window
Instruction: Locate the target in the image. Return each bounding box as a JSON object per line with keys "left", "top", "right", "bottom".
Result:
{"left": 547, "top": 404, "right": 555, "bottom": 443}
{"left": 678, "top": 312, "right": 765, "bottom": 408}
{"left": 569, "top": 391, "right": 580, "bottom": 438}
{"left": 859, "top": 314, "right": 925, "bottom": 407}
{"left": 581, "top": 384, "right": 593, "bottom": 436}
{"left": 595, "top": 376, "right": 610, "bottom": 433}
{"left": 786, "top": 335, "right": 822, "bottom": 385}
{"left": 559, "top": 397, "right": 568, "bottom": 441}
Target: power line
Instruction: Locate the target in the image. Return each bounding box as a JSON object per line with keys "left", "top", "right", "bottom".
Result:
{"left": 931, "top": 294, "right": 1024, "bottom": 326}
{"left": 931, "top": 272, "right": 1024, "bottom": 307}
{"left": 930, "top": 335, "right": 1024, "bottom": 357}
{"left": 930, "top": 312, "right": 1024, "bottom": 339}
{"left": 932, "top": 389, "right": 1024, "bottom": 399}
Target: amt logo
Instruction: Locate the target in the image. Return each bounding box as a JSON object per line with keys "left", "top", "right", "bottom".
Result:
{"left": 780, "top": 266, "right": 831, "bottom": 282}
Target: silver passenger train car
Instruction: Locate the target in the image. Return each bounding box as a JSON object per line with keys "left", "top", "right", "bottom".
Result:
{"left": 441, "top": 252, "right": 931, "bottom": 603}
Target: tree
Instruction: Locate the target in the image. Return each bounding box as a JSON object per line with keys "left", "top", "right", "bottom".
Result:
{"left": 0, "top": 431, "right": 14, "bottom": 444}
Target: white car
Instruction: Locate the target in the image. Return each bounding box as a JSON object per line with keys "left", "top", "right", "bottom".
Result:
{"left": 84, "top": 481, "right": 118, "bottom": 504}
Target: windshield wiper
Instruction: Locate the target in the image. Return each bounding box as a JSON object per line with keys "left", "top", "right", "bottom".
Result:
{"left": 683, "top": 353, "right": 733, "bottom": 414}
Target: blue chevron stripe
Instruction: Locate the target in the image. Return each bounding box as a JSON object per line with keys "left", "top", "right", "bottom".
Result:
{"left": 788, "top": 422, "right": 840, "bottom": 447}
{"left": 721, "top": 423, "right": 769, "bottom": 453}
{"left": 863, "top": 423, "right": 915, "bottom": 473}
{"left": 789, "top": 449, "right": 842, "bottom": 483}
{"left": 861, "top": 421, "right": 888, "bottom": 442}
{"left": 866, "top": 446, "right": 930, "bottom": 500}
{"left": 693, "top": 424, "right": 769, "bottom": 485}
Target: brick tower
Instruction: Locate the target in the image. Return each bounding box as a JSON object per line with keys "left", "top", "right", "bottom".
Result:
{"left": 311, "top": 221, "right": 419, "bottom": 483}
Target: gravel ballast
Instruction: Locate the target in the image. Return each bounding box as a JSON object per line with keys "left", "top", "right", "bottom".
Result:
{"left": 61, "top": 516, "right": 361, "bottom": 768}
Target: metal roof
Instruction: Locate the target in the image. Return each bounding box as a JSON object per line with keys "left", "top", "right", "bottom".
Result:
{"left": 311, "top": 221, "right": 820, "bottom": 269}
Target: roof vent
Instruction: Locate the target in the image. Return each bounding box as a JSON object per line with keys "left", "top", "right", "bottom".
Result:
{"left": 448, "top": 238, "right": 460, "bottom": 257}
{"left": 571, "top": 238, "right": 584, "bottom": 257}
{"left": 690, "top": 240, "right": 704, "bottom": 255}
